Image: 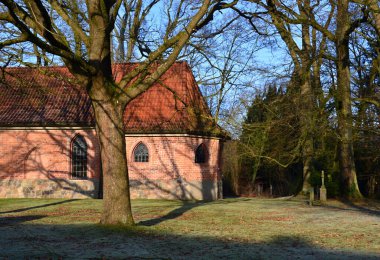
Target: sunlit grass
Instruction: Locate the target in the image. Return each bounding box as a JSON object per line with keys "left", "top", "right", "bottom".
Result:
{"left": 0, "top": 197, "right": 379, "bottom": 258}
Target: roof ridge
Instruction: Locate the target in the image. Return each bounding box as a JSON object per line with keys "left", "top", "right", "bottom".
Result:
{"left": 3, "top": 60, "right": 189, "bottom": 70}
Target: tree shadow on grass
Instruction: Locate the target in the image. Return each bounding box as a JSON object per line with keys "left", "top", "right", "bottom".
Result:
{"left": 0, "top": 199, "right": 77, "bottom": 214}
{"left": 138, "top": 201, "right": 204, "bottom": 226}
{"left": 0, "top": 215, "right": 46, "bottom": 226}
{"left": 320, "top": 200, "right": 380, "bottom": 218}
{"left": 341, "top": 200, "right": 380, "bottom": 217}
{"left": 0, "top": 222, "right": 378, "bottom": 259}
{"left": 138, "top": 198, "right": 254, "bottom": 226}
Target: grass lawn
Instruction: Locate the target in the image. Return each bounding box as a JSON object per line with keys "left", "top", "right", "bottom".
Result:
{"left": 0, "top": 197, "right": 379, "bottom": 259}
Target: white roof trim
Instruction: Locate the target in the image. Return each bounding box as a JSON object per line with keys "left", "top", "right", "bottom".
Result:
{"left": 0, "top": 127, "right": 221, "bottom": 139}
{"left": 124, "top": 133, "right": 221, "bottom": 139}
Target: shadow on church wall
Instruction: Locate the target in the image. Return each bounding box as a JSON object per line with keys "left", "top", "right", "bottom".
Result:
{"left": 0, "top": 127, "right": 222, "bottom": 201}
{"left": 0, "top": 128, "right": 101, "bottom": 198}
{"left": 0, "top": 66, "right": 223, "bottom": 201}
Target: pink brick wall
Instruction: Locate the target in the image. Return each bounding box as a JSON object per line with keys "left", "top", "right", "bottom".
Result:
{"left": 0, "top": 128, "right": 100, "bottom": 180}
{"left": 0, "top": 129, "right": 222, "bottom": 199}
{"left": 126, "top": 135, "right": 222, "bottom": 200}
{"left": 126, "top": 135, "right": 220, "bottom": 182}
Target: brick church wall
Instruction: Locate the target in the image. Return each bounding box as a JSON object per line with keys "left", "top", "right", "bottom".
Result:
{"left": 0, "top": 128, "right": 100, "bottom": 198}
{"left": 126, "top": 134, "right": 221, "bottom": 200}
{"left": 0, "top": 129, "right": 222, "bottom": 200}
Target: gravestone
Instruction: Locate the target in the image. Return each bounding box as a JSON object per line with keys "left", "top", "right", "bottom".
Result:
{"left": 320, "top": 170, "right": 327, "bottom": 202}
{"left": 309, "top": 188, "right": 314, "bottom": 206}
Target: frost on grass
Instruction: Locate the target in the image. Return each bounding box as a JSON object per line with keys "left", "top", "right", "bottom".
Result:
{"left": 0, "top": 198, "right": 379, "bottom": 259}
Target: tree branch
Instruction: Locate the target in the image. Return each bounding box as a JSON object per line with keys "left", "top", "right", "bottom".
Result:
{"left": 49, "top": 0, "right": 90, "bottom": 49}
{"left": 0, "top": 34, "right": 28, "bottom": 49}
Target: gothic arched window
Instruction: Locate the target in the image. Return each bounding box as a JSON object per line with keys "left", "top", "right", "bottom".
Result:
{"left": 195, "top": 143, "right": 208, "bottom": 164}
{"left": 71, "top": 135, "right": 87, "bottom": 179}
{"left": 134, "top": 143, "right": 149, "bottom": 162}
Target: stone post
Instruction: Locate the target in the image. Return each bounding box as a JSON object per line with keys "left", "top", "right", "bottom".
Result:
{"left": 309, "top": 188, "right": 314, "bottom": 206}
{"left": 320, "top": 170, "right": 327, "bottom": 202}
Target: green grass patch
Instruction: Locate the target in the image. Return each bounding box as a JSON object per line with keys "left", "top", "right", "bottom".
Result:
{"left": 0, "top": 197, "right": 379, "bottom": 259}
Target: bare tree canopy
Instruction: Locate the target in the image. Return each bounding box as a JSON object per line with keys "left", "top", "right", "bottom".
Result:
{"left": 0, "top": 0, "right": 239, "bottom": 225}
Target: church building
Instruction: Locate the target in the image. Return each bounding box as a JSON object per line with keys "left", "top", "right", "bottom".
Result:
{"left": 0, "top": 62, "right": 225, "bottom": 200}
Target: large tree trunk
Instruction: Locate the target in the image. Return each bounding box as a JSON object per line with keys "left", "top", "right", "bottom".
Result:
{"left": 300, "top": 80, "right": 314, "bottom": 194}
{"left": 335, "top": 0, "right": 362, "bottom": 199}
{"left": 90, "top": 75, "right": 134, "bottom": 225}
{"left": 267, "top": 0, "right": 316, "bottom": 194}
{"left": 299, "top": 13, "right": 314, "bottom": 193}
{"left": 297, "top": 68, "right": 314, "bottom": 193}
{"left": 85, "top": 1, "right": 133, "bottom": 225}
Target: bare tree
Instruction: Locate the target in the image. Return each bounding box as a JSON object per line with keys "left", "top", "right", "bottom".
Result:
{"left": 239, "top": 0, "right": 332, "bottom": 193}
{"left": 0, "top": 0, "right": 237, "bottom": 225}
{"left": 186, "top": 19, "right": 260, "bottom": 128}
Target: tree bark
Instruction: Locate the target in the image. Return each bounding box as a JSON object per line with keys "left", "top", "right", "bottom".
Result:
{"left": 300, "top": 80, "right": 314, "bottom": 193}
{"left": 84, "top": 1, "right": 134, "bottom": 225}
{"left": 299, "top": 15, "right": 314, "bottom": 193}
{"left": 90, "top": 75, "right": 134, "bottom": 225}
{"left": 335, "top": 0, "right": 362, "bottom": 199}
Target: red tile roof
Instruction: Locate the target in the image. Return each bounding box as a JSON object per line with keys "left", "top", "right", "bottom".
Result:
{"left": 0, "top": 62, "right": 222, "bottom": 136}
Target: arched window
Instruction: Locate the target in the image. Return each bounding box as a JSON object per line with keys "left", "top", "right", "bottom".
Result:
{"left": 71, "top": 135, "right": 87, "bottom": 179}
{"left": 195, "top": 143, "right": 208, "bottom": 163}
{"left": 134, "top": 143, "right": 149, "bottom": 162}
